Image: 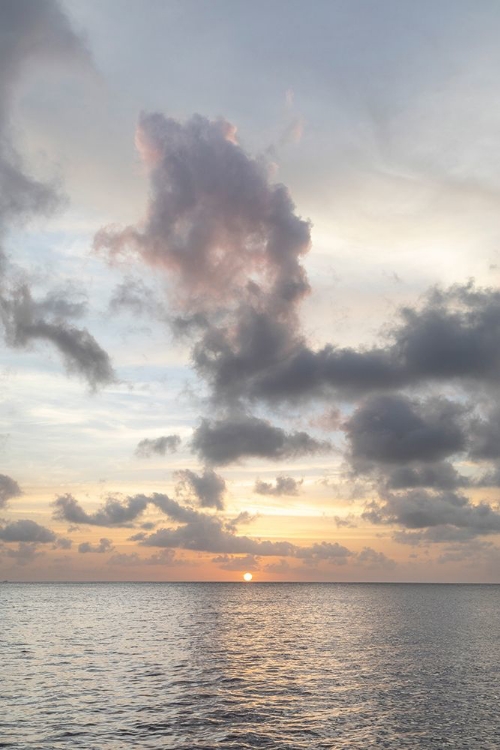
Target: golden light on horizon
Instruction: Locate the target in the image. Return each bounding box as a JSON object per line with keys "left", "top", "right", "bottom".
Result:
{"left": 243, "top": 572, "right": 253, "bottom": 582}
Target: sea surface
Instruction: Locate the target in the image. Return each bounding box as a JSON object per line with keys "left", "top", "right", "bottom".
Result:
{"left": 2, "top": 583, "right": 500, "bottom": 749}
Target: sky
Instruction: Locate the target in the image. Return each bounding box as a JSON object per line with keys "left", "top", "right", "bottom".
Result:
{"left": 1, "top": 0, "right": 500, "bottom": 582}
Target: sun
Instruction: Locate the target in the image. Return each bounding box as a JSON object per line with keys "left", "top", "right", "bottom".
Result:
{"left": 243, "top": 572, "right": 253, "bottom": 582}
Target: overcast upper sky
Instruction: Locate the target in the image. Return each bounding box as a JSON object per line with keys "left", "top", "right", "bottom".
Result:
{"left": 1, "top": 0, "right": 500, "bottom": 582}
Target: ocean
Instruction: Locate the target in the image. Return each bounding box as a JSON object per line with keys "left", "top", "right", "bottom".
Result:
{"left": 2, "top": 582, "right": 500, "bottom": 748}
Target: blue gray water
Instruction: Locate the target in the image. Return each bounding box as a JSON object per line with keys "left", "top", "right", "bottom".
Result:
{"left": 2, "top": 583, "right": 500, "bottom": 748}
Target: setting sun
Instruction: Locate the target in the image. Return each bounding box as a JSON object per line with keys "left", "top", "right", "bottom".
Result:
{"left": 243, "top": 573, "right": 253, "bottom": 582}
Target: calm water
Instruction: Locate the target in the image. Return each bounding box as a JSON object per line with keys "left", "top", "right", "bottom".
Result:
{"left": 2, "top": 583, "right": 500, "bottom": 749}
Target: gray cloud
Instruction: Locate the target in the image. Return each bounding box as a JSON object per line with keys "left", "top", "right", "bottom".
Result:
{"left": 1, "top": 541, "right": 44, "bottom": 566}
{"left": 254, "top": 475, "right": 303, "bottom": 496}
{"left": 0, "top": 0, "right": 87, "bottom": 230}
{"left": 53, "top": 490, "right": 355, "bottom": 562}
{"left": 107, "top": 548, "right": 183, "bottom": 567}
{"left": 53, "top": 493, "right": 149, "bottom": 526}
{"left": 0, "top": 519, "right": 56, "bottom": 543}
{"left": 78, "top": 538, "right": 114, "bottom": 554}
{"left": 192, "top": 415, "right": 330, "bottom": 466}
{"left": 0, "top": 1, "right": 114, "bottom": 390}
{"left": 175, "top": 467, "right": 226, "bottom": 510}
{"left": 135, "top": 434, "right": 181, "bottom": 458}
{"left": 1, "top": 284, "right": 115, "bottom": 389}
{"left": 345, "top": 394, "right": 466, "bottom": 469}
{"left": 211, "top": 554, "right": 260, "bottom": 571}
{"left": 52, "top": 492, "right": 199, "bottom": 527}
{"left": 200, "top": 283, "right": 500, "bottom": 405}
{"left": 357, "top": 546, "right": 395, "bottom": 568}
{"left": 96, "top": 112, "right": 311, "bottom": 317}
{"left": 384, "top": 462, "right": 469, "bottom": 490}
{"left": 364, "top": 490, "right": 500, "bottom": 538}
{"left": 469, "top": 407, "right": 500, "bottom": 461}
{"left": 294, "top": 541, "right": 353, "bottom": 565}
{"left": 0, "top": 474, "right": 22, "bottom": 508}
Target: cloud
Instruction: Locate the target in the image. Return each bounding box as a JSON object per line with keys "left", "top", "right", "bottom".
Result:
{"left": 107, "top": 548, "right": 183, "bottom": 566}
{"left": 0, "top": 519, "right": 56, "bottom": 543}
{"left": 384, "top": 462, "right": 469, "bottom": 490}
{"left": 135, "top": 434, "right": 181, "bottom": 458}
{"left": 207, "top": 283, "right": 500, "bottom": 405}
{"left": 96, "top": 112, "right": 311, "bottom": 315}
{"left": 357, "top": 546, "right": 395, "bottom": 568}
{"left": 55, "top": 492, "right": 355, "bottom": 563}
{"left": 1, "top": 284, "right": 115, "bottom": 389}
{"left": 345, "top": 394, "right": 466, "bottom": 469}
{"left": 0, "top": 474, "right": 22, "bottom": 508}
{"left": 211, "top": 554, "right": 260, "bottom": 571}
{"left": 175, "top": 467, "right": 226, "bottom": 510}
{"left": 95, "top": 112, "right": 313, "bottom": 414}
{"left": 78, "top": 538, "right": 114, "bottom": 554}
{"left": 334, "top": 514, "right": 358, "bottom": 528}
{"left": 0, "top": 0, "right": 88, "bottom": 230}
{"left": 53, "top": 493, "right": 149, "bottom": 526}
{"left": 192, "top": 415, "right": 330, "bottom": 465}
{"left": 254, "top": 475, "right": 303, "bottom": 496}
{"left": 0, "top": 1, "right": 114, "bottom": 390}
{"left": 364, "top": 490, "right": 500, "bottom": 538}
{"left": 469, "top": 407, "right": 500, "bottom": 461}
{"left": 52, "top": 492, "right": 199, "bottom": 527}
{"left": 294, "top": 541, "right": 353, "bottom": 565}
{"left": 1, "top": 541, "right": 44, "bottom": 566}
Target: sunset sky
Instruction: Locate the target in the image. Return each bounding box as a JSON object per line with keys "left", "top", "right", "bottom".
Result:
{"left": 2, "top": 0, "right": 500, "bottom": 582}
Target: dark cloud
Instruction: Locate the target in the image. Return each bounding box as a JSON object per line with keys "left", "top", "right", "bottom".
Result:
{"left": 364, "top": 490, "right": 500, "bottom": 538}
{"left": 135, "top": 434, "right": 181, "bottom": 458}
{"left": 198, "top": 283, "right": 500, "bottom": 406}
{"left": 0, "top": 474, "right": 22, "bottom": 508}
{"left": 52, "top": 492, "right": 199, "bottom": 527}
{"left": 469, "top": 407, "right": 500, "bottom": 461}
{"left": 1, "top": 284, "right": 115, "bottom": 389}
{"left": 78, "top": 538, "right": 114, "bottom": 554}
{"left": 254, "top": 475, "right": 303, "bottom": 496}
{"left": 175, "top": 467, "right": 226, "bottom": 510}
{"left": 0, "top": 519, "right": 56, "bottom": 543}
{"left": 192, "top": 415, "right": 330, "bottom": 466}
{"left": 53, "top": 493, "right": 149, "bottom": 526}
{"left": 345, "top": 394, "right": 466, "bottom": 469}
{"left": 384, "top": 462, "right": 469, "bottom": 490}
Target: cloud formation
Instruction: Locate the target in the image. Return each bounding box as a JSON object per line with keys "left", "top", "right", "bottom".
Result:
{"left": 0, "top": 474, "right": 22, "bottom": 508}
{"left": 135, "top": 434, "right": 181, "bottom": 458}
{"left": 364, "top": 490, "right": 500, "bottom": 539}
{"left": 0, "top": 519, "right": 56, "bottom": 543}
{"left": 1, "top": 284, "right": 115, "bottom": 389}
{"left": 192, "top": 415, "right": 330, "bottom": 465}
{"left": 175, "top": 468, "right": 226, "bottom": 510}
{"left": 254, "top": 475, "right": 303, "bottom": 496}
{"left": 0, "top": 0, "right": 114, "bottom": 390}
{"left": 78, "top": 538, "right": 114, "bottom": 554}
{"left": 345, "top": 394, "right": 467, "bottom": 469}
